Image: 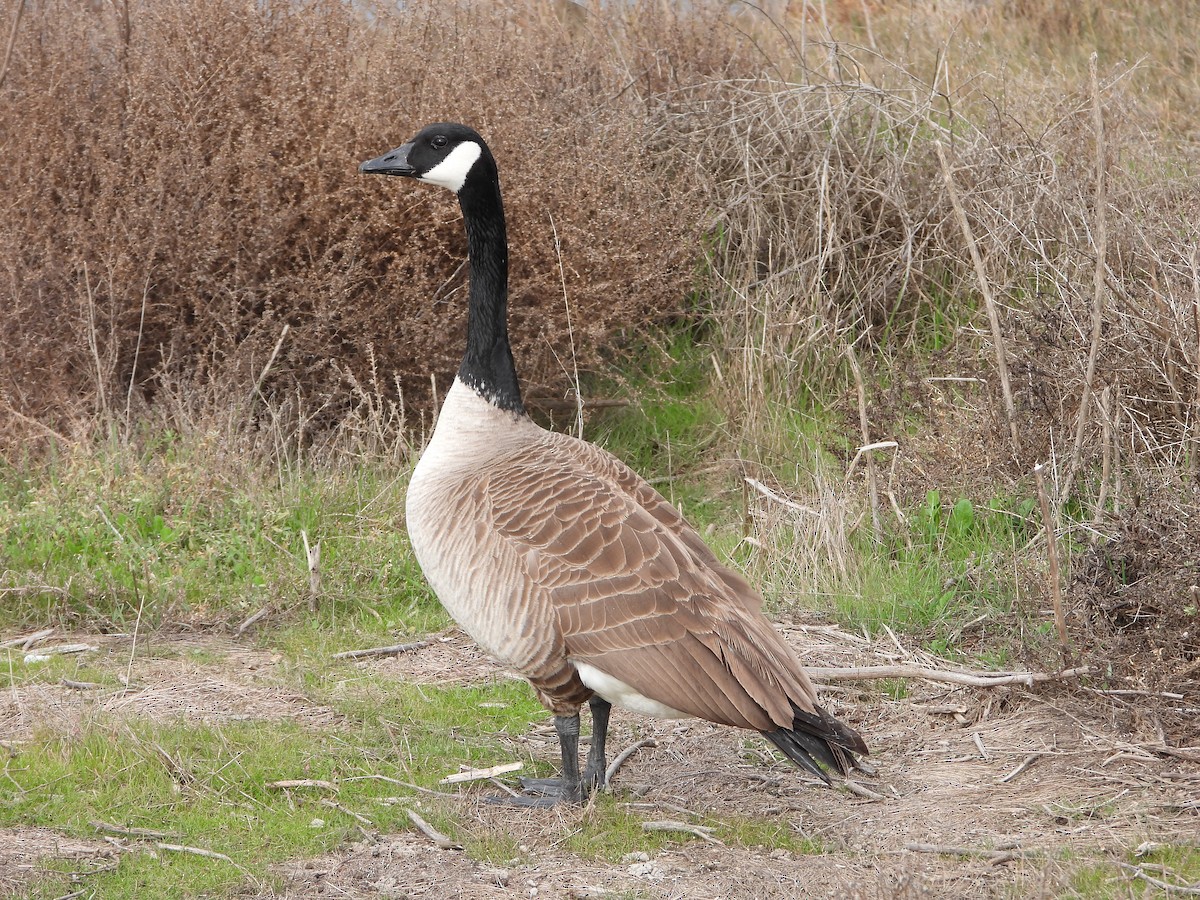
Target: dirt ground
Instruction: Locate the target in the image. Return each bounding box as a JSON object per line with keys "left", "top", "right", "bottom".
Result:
{"left": 2, "top": 628, "right": 1197, "bottom": 899}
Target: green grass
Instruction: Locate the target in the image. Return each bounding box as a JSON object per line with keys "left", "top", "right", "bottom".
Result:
{"left": 0, "top": 443, "right": 436, "bottom": 633}
{"left": 1064, "top": 845, "right": 1200, "bottom": 898}
{"left": 0, "top": 667, "right": 545, "bottom": 899}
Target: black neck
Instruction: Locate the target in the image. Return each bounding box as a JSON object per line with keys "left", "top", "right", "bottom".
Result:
{"left": 455, "top": 164, "right": 524, "bottom": 415}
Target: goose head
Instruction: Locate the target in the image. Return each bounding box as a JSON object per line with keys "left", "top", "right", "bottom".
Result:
{"left": 359, "top": 122, "right": 492, "bottom": 194}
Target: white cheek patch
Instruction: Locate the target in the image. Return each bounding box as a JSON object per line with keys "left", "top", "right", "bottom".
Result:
{"left": 419, "top": 141, "right": 483, "bottom": 192}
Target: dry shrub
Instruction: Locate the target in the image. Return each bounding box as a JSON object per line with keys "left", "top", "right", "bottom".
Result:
{"left": 0, "top": 0, "right": 761, "bottom": 451}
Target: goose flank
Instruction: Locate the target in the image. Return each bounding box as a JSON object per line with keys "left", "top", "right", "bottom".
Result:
{"left": 359, "top": 123, "right": 868, "bottom": 804}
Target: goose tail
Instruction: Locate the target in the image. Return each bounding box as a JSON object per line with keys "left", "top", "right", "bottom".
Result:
{"left": 761, "top": 702, "right": 869, "bottom": 783}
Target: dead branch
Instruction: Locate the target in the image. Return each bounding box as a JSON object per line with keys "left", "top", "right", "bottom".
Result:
{"left": 641, "top": 820, "right": 724, "bottom": 844}
{"left": 405, "top": 808, "right": 462, "bottom": 850}
{"left": 1034, "top": 462, "right": 1069, "bottom": 652}
{"left": 341, "top": 774, "right": 460, "bottom": 798}
{"left": 905, "top": 842, "right": 1032, "bottom": 864}
{"left": 935, "top": 140, "right": 1021, "bottom": 459}
{"left": 999, "top": 753, "right": 1042, "bottom": 784}
{"left": 332, "top": 640, "right": 432, "bottom": 661}
{"left": 0, "top": 0, "right": 24, "bottom": 92}
{"left": 235, "top": 605, "right": 271, "bottom": 637}
{"left": 1116, "top": 861, "right": 1200, "bottom": 896}
{"left": 90, "top": 819, "right": 173, "bottom": 840}
{"left": 61, "top": 678, "right": 101, "bottom": 690}
{"left": 843, "top": 780, "right": 884, "bottom": 801}
{"left": 320, "top": 797, "right": 372, "bottom": 826}
{"left": 269, "top": 779, "right": 338, "bottom": 792}
{"left": 0, "top": 627, "right": 55, "bottom": 650}
{"left": 1064, "top": 53, "right": 1109, "bottom": 503}
{"left": 605, "top": 738, "right": 658, "bottom": 784}
{"left": 806, "top": 664, "right": 1090, "bottom": 688}
{"left": 845, "top": 346, "right": 882, "bottom": 542}
{"left": 440, "top": 762, "right": 523, "bottom": 785}
{"left": 301, "top": 528, "right": 321, "bottom": 613}
{"left": 155, "top": 842, "right": 237, "bottom": 865}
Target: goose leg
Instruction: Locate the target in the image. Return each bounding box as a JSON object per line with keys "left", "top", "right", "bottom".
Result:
{"left": 581, "top": 697, "right": 611, "bottom": 793}
{"left": 515, "top": 713, "right": 583, "bottom": 804}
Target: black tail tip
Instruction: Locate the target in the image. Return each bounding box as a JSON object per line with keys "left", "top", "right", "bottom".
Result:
{"left": 761, "top": 706, "right": 868, "bottom": 782}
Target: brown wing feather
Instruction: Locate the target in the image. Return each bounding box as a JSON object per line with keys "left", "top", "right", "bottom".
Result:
{"left": 486, "top": 439, "right": 821, "bottom": 732}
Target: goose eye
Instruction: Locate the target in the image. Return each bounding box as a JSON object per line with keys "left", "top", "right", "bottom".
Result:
{"left": 431, "top": 135, "right": 448, "bottom": 150}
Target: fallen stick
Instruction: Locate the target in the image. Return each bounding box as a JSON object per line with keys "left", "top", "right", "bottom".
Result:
{"left": 843, "top": 780, "right": 884, "bottom": 801}
{"left": 320, "top": 797, "right": 373, "bottom": 826}
{"left": 269, "top": 779, "right": 338, "bottom": 792}
{"left": 806, "top": 664, "right": 1090, "bottom": 689}
{"left": 440, "top": 762, "right": 523, "bottom": 785}
{"left": 0, "top": 627, "right": 55, "bottom": 650}
{"left": 340, "top": 774, "right": 459, "bottom": 798}
{"left": 332, "top": 640, "right": 432, "bottom": 661}
{"left": 90, "top": 819, "right": 173, "bottom": 840}
{"left": 999, "top": 753, "right": 1042, "bottom": 784}
{"left": 641, "top": 820, "right": 724, "bottom": 845}
{"left": 605, "top": 738, "right": 658, "bottom": 784}
{"left": 235, "top": 605, "right": 271, "bottom": 637}
{"left": 905, "top": 842, "right": 1031, "bottom": 864}
{"left": 405, "top": 809, "right": 462, "bottom": 850}
{"left": 1116, "top": 861, "right": 1200, "bottom": 896}
{"left": 155, "top": 842, "right": 237, "bottom": 865}
{"left": 61, "top": 678, "right": 101, "bottom": 690}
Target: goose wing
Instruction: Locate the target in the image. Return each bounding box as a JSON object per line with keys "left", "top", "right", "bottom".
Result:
{"left": 485, "top": 447, "right": 819, "bottom": 733}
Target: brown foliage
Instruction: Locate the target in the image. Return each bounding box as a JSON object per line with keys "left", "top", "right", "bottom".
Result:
{"left": 0, "top": 0, "right": 756, "bottom": 445}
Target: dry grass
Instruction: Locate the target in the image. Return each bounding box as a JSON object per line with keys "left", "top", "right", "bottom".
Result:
{"left": 0, "top": 0, "right": 760, "bottom": 453}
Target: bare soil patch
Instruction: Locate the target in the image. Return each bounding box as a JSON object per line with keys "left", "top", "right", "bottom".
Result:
{"left": 0, "top": 634, "right": 339, "bottom": 744}
{"left": 3, "top": 629, "right": 1197, "bottom": 899}
{"left": 0, "top": 827, "right": 118, "bottom": 897}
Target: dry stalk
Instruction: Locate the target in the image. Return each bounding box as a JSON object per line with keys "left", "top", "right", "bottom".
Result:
{"left": 405, "top": 808, "right": 461, "bottom": 851}
{"left": 1092, "top": 385, "right": 1113, "bottom": 523}
{"left": 1033, "top": 463, "right": 1068, "bottom": 653}
{"left": 805, "top": 663, "right": 1089, "bottom": 688}
{"left": 331, "top": 639, "right": 432, "bottom": 661}
{"left": 1063, "top": 54, "right": 1109, "bottom": 503}
{"left": 301, "top": 529, "right": 321, "bottom": 613}
{"left": 934, "top": 140, "right": 1021, "bottom": 460}
{"left": 0, "top": 0, "right": 23, "bottom": 90}
{"left": 845, "top": 345, "right": 881, "bottom": 543}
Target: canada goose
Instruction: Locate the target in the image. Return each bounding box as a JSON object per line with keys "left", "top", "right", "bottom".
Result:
{"left": 360, "top": 123, "right": 867, "bottom": 804}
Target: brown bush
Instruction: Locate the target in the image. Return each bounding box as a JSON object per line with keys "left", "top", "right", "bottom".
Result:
{"left": 0, "top": 0, "right": 760, "bottom": 448}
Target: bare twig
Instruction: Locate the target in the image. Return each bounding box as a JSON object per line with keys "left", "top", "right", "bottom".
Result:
{"left": 235, "top": 605, "right": 271, "bottom": 637}
{"left": 999, "top": 753, "right": 1042, "bottom": 784}
{"left": 155, "top": 842, "right": 237, "bottom": 865}
{"left": 90, "top": 819, "right": 173, "bottom": 840}
{"left": 249, "top": 323, "right": 289, "bottom": 406}
{"left": 843, "top": 780, "right": 884, "bottom": 801}
{"left": 269, "top": 779, "right": 339, "bottom": 792}
{"left": 845, "top": 345, "right": 881, "bottom": 543}
{"left": 440, "top": 762, "right": 523, "bottom": 785}
{"left": 0, "top": 627, "right": 55, "bottom": 650}
{"left": 0, "top": 2, "right": 25, "bottom": 123}
{"left": 906, "top": 842, "right": 1031, "bottom": 864}
{"left": 935, "top": 140, "right": 1020, "bottom": 459}
{"left": 61, "top": 678, "right": 101, "bottom": 690}
{"left": 642, "top": 820, "right": 724, "bottom": 844}
{"left": 320, "top": 797, "right": 372, "bottom": 826}
{"left": 340, "top": 774, "right": 458, "bottom": 798}
{"left": 1034, "top": 462, "right": 1068, "bottom": 652}
{"left": 805, "top": 664, "right": 1090, "bottom": 688}
{"left": 301, "top": 529, "right": 321, "bottom": 613}
{"left": 1064, "top": 54, "right": 1109, "bottom": 503}
{"left": 605, "top": 738, "right": 658, "bottom": 784}
{"left": 405, "top": 809, "right": 462, "bottom": 850}
{"left": 1116, "top": 861, "right": 1200, "bottom": 896}
{"left": 332, "top": 640, "right": 432, "bottom": 661}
